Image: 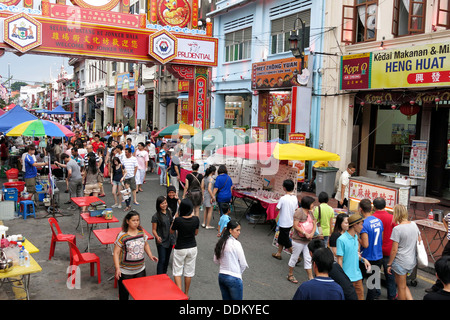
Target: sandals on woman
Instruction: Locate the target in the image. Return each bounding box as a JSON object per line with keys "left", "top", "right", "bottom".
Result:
{"left": 287, "top": 275, "right": 298, "bottom": 284}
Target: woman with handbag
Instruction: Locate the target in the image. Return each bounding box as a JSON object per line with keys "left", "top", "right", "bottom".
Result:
{"left": 387, "top": 204, "right": 422, "bottom": 300}
{"left": 183, "top": 163, "right": 204, "bottom": 217}
{"left": 287, "top": 196, "right": 316, "bottom": 284}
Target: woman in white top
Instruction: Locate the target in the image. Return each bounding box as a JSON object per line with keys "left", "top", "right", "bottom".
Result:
{"left": 387, "top": 204, "right": 422, "bottom": 300}
{"left": 214, "top": 219, "right": 248, "bottom": 300}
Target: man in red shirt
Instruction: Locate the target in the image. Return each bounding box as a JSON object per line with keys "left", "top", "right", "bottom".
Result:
{"left": 373, "top": 197, "right": 398, "bottom": 300}
{"left": 91, "top": 134, "right": 105, "bottom": 153}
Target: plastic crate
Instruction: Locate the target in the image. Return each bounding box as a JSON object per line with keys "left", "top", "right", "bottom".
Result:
{"left": 3, "top": 181, "right": 26, "bottom": 193}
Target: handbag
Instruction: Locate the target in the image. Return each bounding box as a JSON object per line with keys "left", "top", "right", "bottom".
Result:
{"left": 416, "top": 236, "right": 428, "bottom": 268}
{"left": 297, "top": 212, "right": 315, "bottom": 237}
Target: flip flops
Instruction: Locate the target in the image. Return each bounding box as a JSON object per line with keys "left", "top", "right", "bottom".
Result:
{"left": 287, "top": 275, "right": 298, "bottom": 284}
{"left": 272, "top": 253, "right": 282, "bottom": 260}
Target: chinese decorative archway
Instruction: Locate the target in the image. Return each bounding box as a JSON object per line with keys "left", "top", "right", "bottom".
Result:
{"left": 0, "top": 0, "right": 216, "bottom": 130}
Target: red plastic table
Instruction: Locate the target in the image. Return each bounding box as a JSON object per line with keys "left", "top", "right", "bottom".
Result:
{"left": 71, "top": 196, "right": 105, "bottom": 233}
{"left": 93, "top": 227, "right": 154, "bottom": 246}
{"left": 81, "top": 212, "right": 120, "bottom": 252}
{"left": 123, "top": 274, "right": 189, "bottom": 300}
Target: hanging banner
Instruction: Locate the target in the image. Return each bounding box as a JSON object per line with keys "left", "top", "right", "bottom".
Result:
{"left": 288, "top": 132, "right": 306, "bottom": 182}
{"left": 194, "top": 67, "right": 207, "bottom": 130}
{"left": 137, "top": 93, "right": 146, "bottom": 120}
{"left": 252, "top": 57, "right": 306, "bottom": 90}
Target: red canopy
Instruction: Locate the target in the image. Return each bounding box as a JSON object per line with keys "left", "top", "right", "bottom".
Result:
{"left": 216, "top": 142, "right": 277, "bottom": 161}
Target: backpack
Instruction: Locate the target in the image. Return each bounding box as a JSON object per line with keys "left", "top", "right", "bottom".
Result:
{"left": 123, "top": 125, "right": 129, "bottom": 134}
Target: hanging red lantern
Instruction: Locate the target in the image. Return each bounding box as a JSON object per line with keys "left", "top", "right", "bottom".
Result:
{"left": 400, "top": 102, "right": 420, "bottom": 120}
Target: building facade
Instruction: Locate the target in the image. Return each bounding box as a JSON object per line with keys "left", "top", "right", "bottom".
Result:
{"left": 322, "top": 0, "right": 450, "bottom": 202}
{"left": 208, "top": 0, "right": 326, "bottom": 151}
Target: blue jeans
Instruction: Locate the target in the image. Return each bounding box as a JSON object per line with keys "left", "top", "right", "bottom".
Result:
{"left": 158, "top": 164, "right": 166, "bottom": 185}
{"left": 382, "top": 255, "right": 397, "bottom": 299}
{"left": 156, "top": 244, "right": 173, "bottom": 275}
{"left": 218, "top": 273, "right": 243, "bottom": 300}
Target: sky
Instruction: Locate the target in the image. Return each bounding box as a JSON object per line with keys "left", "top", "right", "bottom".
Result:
{"left": 0, "top": 51, "right": 73, "bottom": 88}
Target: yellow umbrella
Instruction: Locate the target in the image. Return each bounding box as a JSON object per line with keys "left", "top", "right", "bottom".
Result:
{"left": 217, "top": 141, "right": 340, "bottom": 161}
{"left": 273, "top": 143, "right": 340, "bottom": 161}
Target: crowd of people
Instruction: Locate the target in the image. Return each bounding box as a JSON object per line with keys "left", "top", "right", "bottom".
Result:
{"left": 4, "top": 118, "right": 450, "bottom": 301}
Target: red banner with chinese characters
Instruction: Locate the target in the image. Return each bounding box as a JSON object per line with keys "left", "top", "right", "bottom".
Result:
{"left": 349, "top": 179, "right": 398, "bottom": 211}
{"left": 194, "top": 73, "right": 207, "bottom": 130}
{"left": 49, "top": 3, "right": 140, "bottom": 29}
{"left": 178, "top": 80, "right": 189, "bottom": 92}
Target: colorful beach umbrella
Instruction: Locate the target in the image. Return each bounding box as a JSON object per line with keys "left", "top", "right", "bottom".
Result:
{"left": 156, "top": 123, "right": 199, "bottom": 138}
{"left": 216, "top": 141, "right": 340, "bottom": 162}
{"left": 5, "top": 119, "right": 75, "bottom": 137}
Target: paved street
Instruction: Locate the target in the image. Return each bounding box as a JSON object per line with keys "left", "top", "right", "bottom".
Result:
{"left": 0, "top": 171, "right": 438, "bottom": 301}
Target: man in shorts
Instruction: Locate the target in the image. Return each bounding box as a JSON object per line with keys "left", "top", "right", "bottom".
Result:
{"left": 24, "top": 144, "right": 47, "bottom": 200}
{"left": 122, "top": 147, "right": 138, "bottom": 205}
{"left": 272, "top": 180, "right": 298, "bottom": 260}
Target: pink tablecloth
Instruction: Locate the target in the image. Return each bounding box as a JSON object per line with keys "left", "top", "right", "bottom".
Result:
{"left": 180, "top": 168, "right": 191, "bottom": 182}
{"left": 232, "top": 190, "right": 279, "bottom": 221}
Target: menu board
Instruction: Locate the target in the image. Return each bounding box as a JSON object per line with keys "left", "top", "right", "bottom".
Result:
{"left": 409, "top": 140, "right": 427, "bottom": 178}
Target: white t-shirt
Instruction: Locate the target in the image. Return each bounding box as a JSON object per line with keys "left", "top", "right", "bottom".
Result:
{"left": 276, "top": 194, "right": 299, "bottom": 228}
{"left": 335, "top": 170, "right": 351, "bottom": 201}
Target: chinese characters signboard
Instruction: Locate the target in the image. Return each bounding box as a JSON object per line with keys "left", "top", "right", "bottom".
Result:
{"left": 252, "top": 57, "right": 306, "bottom": 90}
{"left": 349, "top": 179, "right": 398, "bottom": 211}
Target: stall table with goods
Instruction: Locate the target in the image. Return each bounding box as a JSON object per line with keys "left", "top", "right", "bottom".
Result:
{"left": 0, "top": 232, "right": 41, "bottom": 300}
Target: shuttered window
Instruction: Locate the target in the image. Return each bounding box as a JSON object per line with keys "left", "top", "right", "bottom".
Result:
{"left": 270, "top": 11, "right": 310, "bottom": 55}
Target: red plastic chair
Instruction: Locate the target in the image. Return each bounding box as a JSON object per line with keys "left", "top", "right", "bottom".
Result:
{"left": 48, "top": 218, "right": 76, "bottom": 260}
{"left": 67, "top": 240, "right": 101, "bottom": 284}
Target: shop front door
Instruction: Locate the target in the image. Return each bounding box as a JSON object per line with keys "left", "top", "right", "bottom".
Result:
{"left": 427, "top": 108, "right": 449, "bottom": 197}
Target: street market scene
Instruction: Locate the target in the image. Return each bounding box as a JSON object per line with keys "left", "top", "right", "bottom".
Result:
{"left": 0, "top": 0, "right": 449, "bottom": 305}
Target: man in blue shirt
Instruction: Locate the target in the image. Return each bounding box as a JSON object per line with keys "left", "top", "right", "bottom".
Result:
{"left": 126, "top": 138, "right": 135, "bottom": 155}
{"left": 24, "top": 145, "right": 47, "bottom": 199}
{"left": 359, "top": 198, "right": 384, "bottom": 300}
{"left": 336, "top": 212, "right": 371, "bottom": 300}
{"left": 293, "top": 247, "right": 344, "bottom": 300}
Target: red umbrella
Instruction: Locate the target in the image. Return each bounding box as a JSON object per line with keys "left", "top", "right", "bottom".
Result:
{"left": 216, "top": 141, "right": 277, "bottom": 161}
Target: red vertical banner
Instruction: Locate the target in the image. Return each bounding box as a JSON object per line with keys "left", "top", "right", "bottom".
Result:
{"left": 191, "top": 0, "right": 198, "bottom": 28}
{"left": 150, "top": 0, "right": 158, "bottom": 24}
{"left": 194, "top": 67, "right": 208, "bottom": 130}
{"left": 121, "top": 0, "right": 130, "bottom": 13}
{"left": 41, "top": 0, "right": 50, "bottom": 16}
{"left": 188, "top": 79, "right": 195, "bottom": 125}
{"left": 23, "top": 0, "right": 34, "bottom": 9}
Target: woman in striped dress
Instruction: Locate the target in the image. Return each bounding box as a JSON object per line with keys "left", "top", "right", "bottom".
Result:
{"left": 114, "top": 211, "right": 158, "bottom": 300}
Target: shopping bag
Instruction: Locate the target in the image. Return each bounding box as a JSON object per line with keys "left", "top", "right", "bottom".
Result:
{"left": 417, "top": 238, "right": 428, "bottom": 268}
